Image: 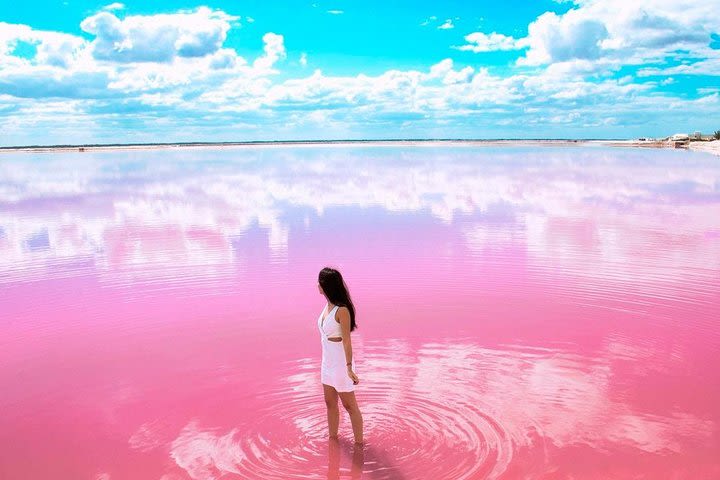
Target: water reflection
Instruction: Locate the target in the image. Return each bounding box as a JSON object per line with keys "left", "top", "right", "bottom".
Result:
{"left": 149, "top": 337, "right": 714, "bottom": 479}
{"left": 1, "top": 147, "right": 718, "bottom": 289}
{"left": 327, "top": 439, "right": 364, "bottom": 480}
{"left": 1, "top": 146, "right": 719, "bottom": 479}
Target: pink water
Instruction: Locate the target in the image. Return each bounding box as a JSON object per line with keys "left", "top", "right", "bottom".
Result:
{"left": 1, "top": 146, "right": 719, "bottom": 479}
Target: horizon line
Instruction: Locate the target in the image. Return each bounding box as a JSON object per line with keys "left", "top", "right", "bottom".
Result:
{"left": 1, "top": 138, "right": 638, "bottom": 151}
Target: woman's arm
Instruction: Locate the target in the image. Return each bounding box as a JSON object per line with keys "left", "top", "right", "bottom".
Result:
{"left": 337, "top": 307, "right": 359, "bottom": 384}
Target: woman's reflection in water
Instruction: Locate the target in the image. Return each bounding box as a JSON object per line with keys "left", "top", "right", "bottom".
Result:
{"left": 327, "top": 437, "right": 364, "bottom": 479}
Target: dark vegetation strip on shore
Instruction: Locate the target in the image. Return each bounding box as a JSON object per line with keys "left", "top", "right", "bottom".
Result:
{"left": 0, "top": 138, "right": 623, "bottom": 151}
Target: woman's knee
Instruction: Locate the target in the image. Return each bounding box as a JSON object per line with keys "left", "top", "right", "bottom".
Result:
{"left": 341, "top": 400, "right": 358, "bottom": 413}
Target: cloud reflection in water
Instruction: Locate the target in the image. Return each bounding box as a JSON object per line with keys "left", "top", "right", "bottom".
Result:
{"left": 156, "top": 337, "right": 714, "bottom": 479}
{"left": 1, "top": 146, "right": 718, "bottom": 478}
{"left": 1, "top": 147, "right": 718, "bottom": 289}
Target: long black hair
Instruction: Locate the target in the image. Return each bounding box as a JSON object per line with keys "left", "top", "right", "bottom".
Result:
{"left": 318, "top": 267, "right": 357, "bottom": 331}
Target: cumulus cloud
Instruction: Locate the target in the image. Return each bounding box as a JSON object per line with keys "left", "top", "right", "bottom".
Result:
{"left": 0, "top": 23, "right": 34, "bottom": 57}
{"left": 518, "top": 10, "right": 608, "bottom": 65}
{"left": 0, "top": 22, "right": 86, "bottom": 68}
{"left": 428, "top": 58, "right": 453, "bottom": 78}
{"left": 456, "top": 32, "right": 520, "bottom": 52}
{"left": 438, "top": 19, "right": 454, "bottom": 30}
{"left": 0, "top": 10, "right": 282, "bottom": 102}
{"left": 252, "top": 33, "right": 286, "bottom": 71}
{"left": 209, "top": 48, "right": 241, "bottom": 70}
{"left": 3, "top": 32, "right": 716, "bottom": 142}
{"left": 80, "top": 7, "right": 237, "bottom": 63}
{"left": 517, "top": 0, "right": 720, "bottom": 68}
{"left": 34, "top": 32, "right": 87, "bottom": 68}
{"left": 206, "top": 58, "right": 525, "bottom": 119}
{"left": 427, "top": 58, "right": 473, "bottom": 85}
{"left": 0, "top": 69, "right": 112, "bottom": 99}
{"left": 443, "top": 66, "right": 474, "bottom": 85}
{"left": 1, "top": 3, "right": 719, "bottom": 144}
{"left": 457, "top": 1, "right": 720, "bottom": 78}
{"left": 0, "top": 23, "right": 102, "bottom": 99}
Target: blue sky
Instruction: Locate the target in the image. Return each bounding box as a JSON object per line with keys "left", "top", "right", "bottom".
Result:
{"left": 0, "top": 0, "right": 719, "bottom": 145}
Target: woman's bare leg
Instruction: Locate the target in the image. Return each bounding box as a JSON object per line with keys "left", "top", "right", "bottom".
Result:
{"left": 338, "top": 391, "right": 363, "bottom": 444}
{"left": 323, "top": 384, "right": 340, "bottom": 438}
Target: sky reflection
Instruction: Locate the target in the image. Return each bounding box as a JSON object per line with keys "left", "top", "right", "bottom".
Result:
{"left": 1, "top": 147, "right": 718, "bottom": 287}
{"left": 1, "top": 146, "right": 719, "bottom": 479}
{"left": 155, "top": 336, "right": 716, "bottom": 479}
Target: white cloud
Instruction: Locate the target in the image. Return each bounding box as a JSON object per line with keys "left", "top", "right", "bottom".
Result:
{"left": 327, "top": 10, "right": 344, "bottom": 15}
{"left": 518, "top": 10, "right": 609, "bottom": 66}
{"left": 102, "top": 2, "right": 125, "bottom": 11}
{"left": 443, "top": 66, "right": 474, "bottom": 85}
{"left": 420, "top": 15, "right": 437, "bottom": 27}
{"left": 0, "top": 23, "right": 33, "bottom": 57}
{"left": 517, "top": 0, "right": 720, "bottom": 69}
{"left": 252, "top": 33, "right": 286, "bottom": 71}
{"left": 1, "top": 3, "right": 719, "bottom": 143}
{"left": 4, "top": 31, "right": 717, "bottom": 142}
{"left": 427, "top": 58, "right": 473, "bottom": 85}
{"left": 456, "top": 1, "right": 720, "bottom": 78}
{"left": 0, "top": 22, "right": 87, "bottom": 68}
{"left": 80, "top": 7, "right": 238, "bottom": 63}
{"left": 209, "top": 48, "right": 242, "bottom": 70}
{"left": 0, "top": 13, "right": 282, "bottom": 101}
{"left": 438, "top": 19, "right": 454, "bottom": 30}
{"left": 456, "top": 32, "right": 520, "bottom": 52}
{"left": 637, "top": 57, "right": 720, "bottom": 77}
{"left": 0, "top": 68, "right": 112, "bottom": 99}
{"left": 428, "top": 58, "right": 453, "bottom": 78}
{"left": 697, "top": 87, "right": 720, "bottom": 95}
{"left": 34, "top": 31, "right": 87, "bottom": 68}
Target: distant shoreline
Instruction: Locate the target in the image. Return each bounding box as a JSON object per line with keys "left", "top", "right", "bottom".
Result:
{"left": 1, "top": 138, "right": 718, "bottom": 156}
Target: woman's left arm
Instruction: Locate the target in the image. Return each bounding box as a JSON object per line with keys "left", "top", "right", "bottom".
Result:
{"left": 338, "top": 307, "right": 359, "bottom": 385}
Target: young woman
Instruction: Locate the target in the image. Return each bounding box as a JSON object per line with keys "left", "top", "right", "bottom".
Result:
{"left": 317, "top": 267, "right": 364, "bottom": 444}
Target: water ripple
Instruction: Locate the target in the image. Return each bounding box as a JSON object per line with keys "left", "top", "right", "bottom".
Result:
{"left": 174, "top": 345, "right": 525, "bottom": 480}
{"left": 161, "top": 337, "right": 717, "bottom": 479}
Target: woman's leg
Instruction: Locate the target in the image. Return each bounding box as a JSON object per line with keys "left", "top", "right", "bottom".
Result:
{"left": 323, "top": 384, "right": 340, "bottom": 438}
{"left": 350, "top": 441, "right": 365, "bottom": 479}
{"left": 338, "top": 391, "right": 363, "bottom": 444}
{"left": 326, "top": 436, "right": 340, "bottom": 480}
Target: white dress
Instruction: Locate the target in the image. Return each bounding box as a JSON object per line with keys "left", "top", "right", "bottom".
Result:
{"left": 318, "top": 304, "right": 356, "bottom": 392}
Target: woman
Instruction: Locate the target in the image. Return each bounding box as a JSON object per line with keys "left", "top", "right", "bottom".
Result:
{"left": 317, "top": 267, "right": 364, "bottom": 445}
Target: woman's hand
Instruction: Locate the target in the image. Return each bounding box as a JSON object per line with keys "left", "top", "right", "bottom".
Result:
{"left": 347, "top": 367, "right": 359, "bottom": 385}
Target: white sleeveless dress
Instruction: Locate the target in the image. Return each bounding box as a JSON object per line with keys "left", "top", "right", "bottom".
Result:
{"left": 318, "top": 304, "right": 356, "bottom": 392}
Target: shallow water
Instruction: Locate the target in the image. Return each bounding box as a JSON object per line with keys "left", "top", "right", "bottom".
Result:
{"left": 1, "top": 146, "right": 719, "bottom": 479}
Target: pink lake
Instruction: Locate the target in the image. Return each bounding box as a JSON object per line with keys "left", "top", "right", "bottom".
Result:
{"left": 1, "top": 145, "right": 719, "bottom": 479}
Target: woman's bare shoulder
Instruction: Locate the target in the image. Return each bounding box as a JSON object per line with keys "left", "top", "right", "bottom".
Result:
{"left": 335, "top": 305, "right": 350, "bottom": 322}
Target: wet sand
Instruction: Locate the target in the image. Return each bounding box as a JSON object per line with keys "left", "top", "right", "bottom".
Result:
{"left": 689, "top": 140, "right": 720, "bottom": 156}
